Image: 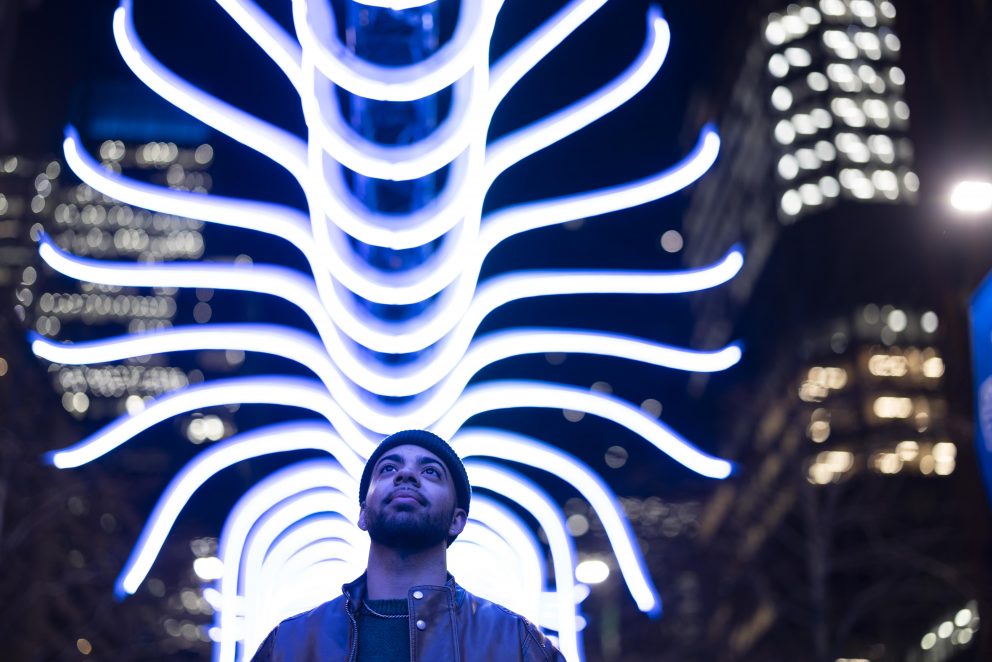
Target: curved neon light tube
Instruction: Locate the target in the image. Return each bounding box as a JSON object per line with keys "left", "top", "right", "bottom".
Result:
{"left": 113, "top": 0, "right": 308, "bottom": 183}
{"left": 302, "top": 59, "right": 485, "bottom": 182}
{"left": 114, "top": 422, "right": 364, "bottom": 596}
{"left": 293, "top": 0, "right": 499, "bottom": 102}
{"left": 466, "top": 461, "right": 581, "bottom": 661}
{"left": 481, "top": 125, "right": 720, "bottom": 253}
{"left": 345, "top": 1, "right": 442, "bottom": 15}
{"left": 213, "top": 0, "right": 303, "bottom": 92}
{"left": 45, "top": 371, "right": 733, "bottom": 477}
{"left": 241, "top": 490, "right": 359, "bottom": 587}
{"left": 32, "top": 322, "right": 740, "bottom": 410}
{"left": 438, "top": 381, "right": 735, "bottom": 479}
{"left": 247, "top": 534, "right": 362, "bottom": 653}
{"left": 485, "top": 6, "right": 669, "bottom": 186}
{"left": 489, "top": 0, "right": 610, "bottom": 108}
{"left": 454, "top": 428, "right": 659, "bottom": 615}
{"left": 299, "top": 3, "right": 667, "bottom": 247}
{"left": 44, "top": 376, "right": 375, "bottom": 470}
{"left": 344, "top": 245, "right": 744, "bottom": 355}
{"left": 63, "top": 127, "right": 313, "bottom": 250}
{"left": 217, "top": 461, "right": 359, "bottom": 662}
{"left": 38, "top": 229, "right": 741, "bottom": 364}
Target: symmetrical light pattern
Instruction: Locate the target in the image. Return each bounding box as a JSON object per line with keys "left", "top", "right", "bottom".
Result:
{"left": 36, "top": 1, "right": 743, "bottom": 660}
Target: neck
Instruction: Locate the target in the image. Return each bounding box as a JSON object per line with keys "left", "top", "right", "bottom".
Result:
{"left": 364, "top": 542, "right": 448, "bottom": 599}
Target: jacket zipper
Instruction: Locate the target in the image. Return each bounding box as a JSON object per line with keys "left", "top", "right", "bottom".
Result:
{"left": 346, "top": 597, "right": 359, "bottom": 662}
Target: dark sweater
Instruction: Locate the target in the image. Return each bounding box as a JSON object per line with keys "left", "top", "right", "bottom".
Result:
{"left": 357, "top": 598, "right": 409, "bottom": 662}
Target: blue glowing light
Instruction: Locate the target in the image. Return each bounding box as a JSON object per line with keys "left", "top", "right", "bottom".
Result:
{"left": 36, "top": 1, "right": 742, "bottom": 660}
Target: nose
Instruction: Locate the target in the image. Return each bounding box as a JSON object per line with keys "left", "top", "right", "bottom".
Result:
{"left": 393, "top": 464, "right": 420, "bottom": 485}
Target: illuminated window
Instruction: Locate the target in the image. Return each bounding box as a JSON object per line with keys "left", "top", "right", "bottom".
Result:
{"left": 873, "top": 396, "right": 913, "bottom": 419}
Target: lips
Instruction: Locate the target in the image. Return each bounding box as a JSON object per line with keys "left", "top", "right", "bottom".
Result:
{"left": 387, "top": 489, "right": 425, "bottom": 506}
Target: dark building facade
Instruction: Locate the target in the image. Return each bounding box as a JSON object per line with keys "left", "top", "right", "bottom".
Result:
{"left": 677, "top": 1, "right": 991, "bottom": 660}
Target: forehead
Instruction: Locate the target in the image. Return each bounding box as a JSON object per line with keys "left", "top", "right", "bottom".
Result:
{"left": 374, "top": 444, "right": 444, "bottom": 468}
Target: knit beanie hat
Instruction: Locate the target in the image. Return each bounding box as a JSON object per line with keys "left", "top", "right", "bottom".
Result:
{"left": 358, "top": 430, "right": 471, "bottom": 515}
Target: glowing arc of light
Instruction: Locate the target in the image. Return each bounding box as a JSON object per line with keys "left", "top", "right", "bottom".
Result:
{"left": 438, "top": 381, "right": 734, "bottom": 479}
{"left": 113, "top": 0, "right": 308, "bottom": 183}
{"left": 32, "top": 323, "right": 740, "bottom": 414}
{"left": 466, "top": 460, "right": 582, "bottom": 661}
{"left": 454, "top": 428, "right": 660, "bottom": 615}
{"left": 216, "top": 461, "right": 359, "bottom": 662}
{"left": 44, "top": 376, "right": 374, "bottom": 470}
{"left": 114, "top": 422, "right": 364, "bottom": 597}
{"left": 292, "top": 0, "right": 499, "bottom": 102}
{"left": 485, "top": 6, "right": 670, "bottom": 186}
{"left": 213, "top": 0, "right": 303, "bottom": 91}
{"left": 113, "top": 422, "right": 656, "bottom": 608}
{"left": 38, "top": 230, "right": 742, "bottom": 361}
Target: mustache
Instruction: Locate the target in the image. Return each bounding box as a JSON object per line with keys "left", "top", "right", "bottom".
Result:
{"left": 386, "top": 487, "right": 427, "bottom": 505}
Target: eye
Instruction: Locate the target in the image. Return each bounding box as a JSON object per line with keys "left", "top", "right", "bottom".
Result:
{"left": 379, "top": 464, "right": 396, "bottom": 474}
{"left": 424, "top": 466, "right": 440, "bottom": 477}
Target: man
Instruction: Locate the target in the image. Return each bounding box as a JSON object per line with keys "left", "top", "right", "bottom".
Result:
{"left": 251, "top": 429, "right": 567, "bottom": 661}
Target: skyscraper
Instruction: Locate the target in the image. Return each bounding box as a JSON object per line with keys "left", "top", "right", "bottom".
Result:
{"left": 675, "top": 1, "right": 985, "bottom": 659}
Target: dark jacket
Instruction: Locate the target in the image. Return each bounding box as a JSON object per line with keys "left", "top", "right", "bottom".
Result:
{"left": 250, "top": 573, "right": 567, "bottom": 662}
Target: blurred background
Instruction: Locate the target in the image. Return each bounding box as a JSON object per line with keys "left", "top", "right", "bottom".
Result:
{"left": 1, "top": 0, "right": 991, "bottom": 660}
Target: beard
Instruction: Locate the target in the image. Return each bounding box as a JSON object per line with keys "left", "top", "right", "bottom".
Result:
{"left": 365, "top": 499, "right": 454, "bottom": 551}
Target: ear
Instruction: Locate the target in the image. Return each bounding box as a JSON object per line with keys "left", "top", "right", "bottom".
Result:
{"left": 447, "top": 507, "right": 467, "bottom": 538}
{"left": 357, "top": 505, "right": 368, "bottom": 532}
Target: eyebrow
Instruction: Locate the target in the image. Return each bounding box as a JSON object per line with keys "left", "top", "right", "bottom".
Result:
{"left": 376, "top": 454, "right": 447, "bottom": 477}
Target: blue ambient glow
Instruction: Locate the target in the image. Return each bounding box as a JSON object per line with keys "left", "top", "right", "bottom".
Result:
{"left": 36, "top": 1, "right": 742, "bottom": 660}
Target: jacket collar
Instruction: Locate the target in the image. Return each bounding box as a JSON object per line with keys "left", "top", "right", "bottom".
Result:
{"left": 342, "top": 572, "right": 462, "bottom": 609}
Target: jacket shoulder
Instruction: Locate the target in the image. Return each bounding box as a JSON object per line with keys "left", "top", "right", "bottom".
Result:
{"left": 252, "top": 595, "right": 350, "bottom": 661}
{"left": 459, "top": 589, "right": 566, "bottom": 661}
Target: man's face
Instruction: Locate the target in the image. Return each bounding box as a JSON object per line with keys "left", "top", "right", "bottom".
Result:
{"left": 358, "top": 444, "right": 467, "bottom": 551}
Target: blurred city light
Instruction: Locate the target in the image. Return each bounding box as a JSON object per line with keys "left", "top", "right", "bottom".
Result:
{"left": 950, "top": 179, "right": 992, "bottom": 214}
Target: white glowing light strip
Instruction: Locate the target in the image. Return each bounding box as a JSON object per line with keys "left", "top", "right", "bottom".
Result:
{"left": 248, "top": 527, "right": 362, "bottom": 654}
{"left": 454, "top": 428, "right": 660, "bottom": 615}
{"left": 256, "top": 521, "right": 363, "bottom": 597}
{"left": 217, "top": 461, "right": 358, "bottom": 662}
{"left": 46, "top": 373, "right": 730, "bottom": 478}
{"left": 489, "top": 0, "right": 609, "bottom": 107}
{"left": 293, "top": 0, "right": 498, "bottom": 102}
{"left": 36, "top": 236, "right": 397, "bottom": 389}
{"left": 115, "top": 422, "right": 363, "bottom": 596}
{"left": 114, "top": 0, "right": 308, "bottom": 182}
{"left": 466, "top": 461, "right": 581, "bottom": 661}
{"left": 45, "top": 376, "right": 375, "bottom": 470}
{"left": 249, "top": 535, "right": 361, "bottom": 651}
{"left": 353, "top": 0, "right": 440, "bottom": 12}
{"left": 439, "top": 381, "right": 734, "bottom": 479}
{"left": 241, "top": 490, "right": 359, "bottom": 592}
{"left": 353, "top": 125, "right": 722, "bottom": 336}
{"left": 38, "top": 229, "right": 740, "bottom": 364}
{"left": 66, "top": 123, "right": 453, "bottom": 312}
{"left": 485, "top": 7, "right": 669, "bottom": 185}
{"left": 314, "top": 151, "right": 473, "bottom": 249}
{"left": 300, "top": 2, "right": 666, "bottom": 247}
{"left": 213, "top": 0, "right": 303, "bottom": 92}
{"left": 482, "top": 125, "right": 720, "bottom": 253}
{"left": 457, "top": 496, "right": 546, "bottom": 592}
{"left": 33, "top": 323, "right": 740, "bottom": 419}
{"left": 303, "top": 24, "right": 701, "bottom": 304}
{"left": 305, "top": 125, "right": 721, "bottom": 322}
{"left": 449, "top": 522, "right": 542, "bottom": 625}
{"left": 63, "top": 127, "right": 313, "bottom": 250}
{"left": 36, "top": 234, "right": 342, "bottom": 346}
{"left": 351, "top": 246, "right": 744, "bottom": 355}
{"left": 303, "top": 60, "right": 484, "bottom": 181}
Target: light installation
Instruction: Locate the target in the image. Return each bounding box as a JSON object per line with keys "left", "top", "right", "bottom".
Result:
{"left": 35, "top": 1, "right": 743, "bottom": 659}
